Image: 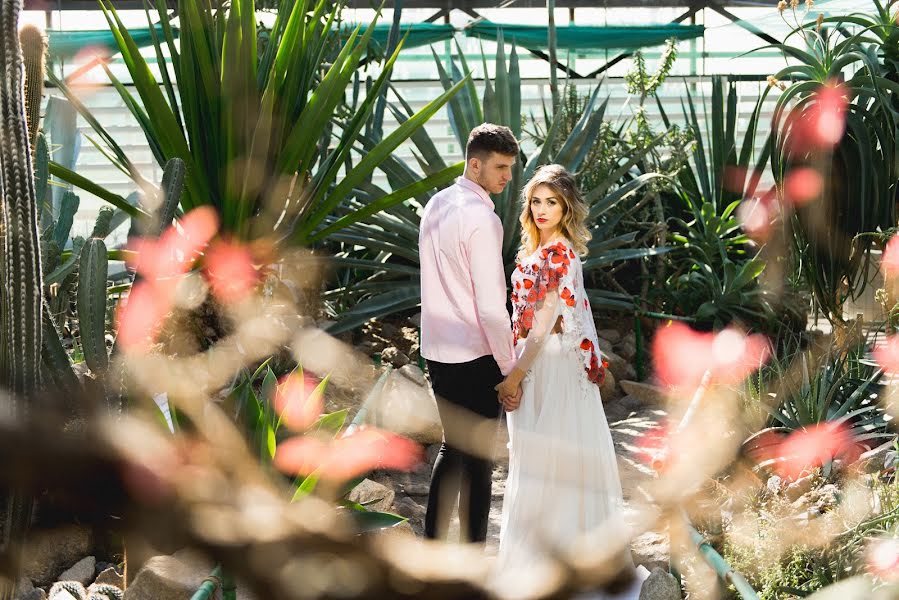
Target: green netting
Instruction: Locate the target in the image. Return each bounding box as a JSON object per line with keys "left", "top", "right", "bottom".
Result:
{"left": 47, "top": 21, "right": 704, "bottom": 61}
{"left": 465, "top": 21, "right": 705, "bottom": 50}
{"left": 47, "top": 25, "right": 176, "bottom": 59}
{"left": 342, "top": 23, "right": 455, "bottom": 52}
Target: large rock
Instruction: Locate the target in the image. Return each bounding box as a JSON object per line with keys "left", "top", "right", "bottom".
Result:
{"left": 392, "top": 497, "right": 426, "bottom": 521}
{"left": 22, "top": 525, "right": 93, "bottom": 586}
{"left": 605, "top": 350, "right": 636, "bottom": 382}
{"left": 124, "top": 552, "right": 256, "bottom": 600}
{"left": 598, "top": 338, "right": 615, "bottom": 357}
{"left": 617, "top": 331, "right": 638, "bottom": 361}
{"left": 20, "top": 590, "right": 47, "bottom": 600}
{"left": 599, "top": 369, "right": 618, "bottom": 403}
{"left": 58, "top": 556, "right": 95, "bottom": 585}
{"left": 361, "top": 369, "right": 443, "bottom": 444}
{"left": 398, "top": 364, "right": 427, "bottom": 387}
{"left": 619, "top": 380, "right": 667, "bottom": 407}
{"left": 15, "top": 577, "right": 34, "bottom": 598}
{"left": 94, "top": 567, "right": 125, "bottom": 589}
{"left": 380, "top": 347, "right": 410, "bottom": 368}
{"left": 347, "top": 478, "right": 395, "bottom": 513}
{"left": 638, "top": 567, "right": 681, "bottom": 600}
{"left": 597, "top": 329, "right": 622, "bottom": 344}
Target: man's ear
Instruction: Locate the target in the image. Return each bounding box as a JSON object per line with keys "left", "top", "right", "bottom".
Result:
{"left": 467, "top": 156, "right": 480, "bottom": 174}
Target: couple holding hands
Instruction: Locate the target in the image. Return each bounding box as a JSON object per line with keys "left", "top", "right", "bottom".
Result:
{"left": 419, "top": 124, "right": 647, "bottom": 596}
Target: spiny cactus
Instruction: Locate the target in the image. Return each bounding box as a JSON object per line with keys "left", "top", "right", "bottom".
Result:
{"left": 1, "top": 0, "right": 44, "bottom": 399}
{"left": 0, "top": 3, "right": 45, "bottom": 596}
{"left": 77, "top": 237, "right": 109, "bottom": 375}
{"left": 18, "top": 23, "right": 46, "bottom": 154}
{"left": 148, "top": 157, "right": 185, "bottom": 237}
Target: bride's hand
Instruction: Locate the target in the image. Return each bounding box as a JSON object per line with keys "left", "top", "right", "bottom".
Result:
{"left": 495, "top": 368, "right": 525, "bottom": 411}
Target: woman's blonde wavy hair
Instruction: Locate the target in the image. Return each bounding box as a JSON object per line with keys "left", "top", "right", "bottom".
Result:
{"left": 519, "top": 164, "right": 591, "bottom": 257}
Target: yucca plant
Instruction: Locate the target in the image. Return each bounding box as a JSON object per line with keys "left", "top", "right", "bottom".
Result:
{"left": 324, "top": 39, "right": 670, "bottom": 332}
{"left": 48, "top": 0, "right": 465, "bottom": 246}
{"left": 755, "top": 0, "right": 899, "bottom": 322}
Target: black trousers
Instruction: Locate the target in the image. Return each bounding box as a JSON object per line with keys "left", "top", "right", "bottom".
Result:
{"left": 424, "top": 354, "right": 503, "bottom": 543}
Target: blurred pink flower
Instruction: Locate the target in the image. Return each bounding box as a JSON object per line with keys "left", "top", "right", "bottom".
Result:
{"left": 737, "top": 194, "right": 777, "bottom": 242}
{"left": 274, "top": 372, "right": 324, "bottom": 431}
{"left": 117, "top": 207, "right": 221, "bottom": 352}
{"left": 868, "top": 538, "right": 899, "bottom": 581}
{"left": 783, "top": 167, "right": 824, "bottom": 206}
{"left": 126, "top": 206, "right": 219, "bottom": 288}
{"left": 812, "top": 82, "right": 849, "bottom": 147}
{"left": 204, "top": 239, "right": 258, "bottom": 303}
{"left": 881, "top": 235, "right": 899, "bottom": 278}
{"left": 873, "top": 335, "right": 899, "bottom": 373}
{"left": 773, "top": 422, "right": 859, "bottom": 480}
{"left": 274, "top": 427, "right": 423, "bottom": 481}
{"left": 115, "top": 282, "right": 169, "bottom": 352}
{"left": 784, "top": 81, "right": 848, "bottom": 156}
{"left": 652, "top": 322, "right": 770, "bottom": 389}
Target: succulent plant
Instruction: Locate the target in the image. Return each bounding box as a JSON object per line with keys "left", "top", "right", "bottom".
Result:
{"left": 18, "top": 23, "right": 46, "bottom": 153}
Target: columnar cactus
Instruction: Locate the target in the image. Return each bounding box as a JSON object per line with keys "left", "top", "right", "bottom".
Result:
{"left": 1, "top": 0, "right": 43, "bottom": 396}
{"left": 18, "top": 23, "right": 45, "bottom": 154}
{"left": 0, "top": 1, "right": 45, "bottom": 597}
{"left": 78, "top": 237, "right": 109, "bottom": 375}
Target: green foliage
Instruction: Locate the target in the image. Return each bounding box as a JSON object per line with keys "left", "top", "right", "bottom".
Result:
{"left": 77, "top": 238, "right": 110, "bottom": 375}
{"left": 19, "top": 23, "right": 46, "bottom": 152}
{"left": 49, "top": 0, "right": 463, "bottom": 246}
{"left": 758, "top": 334, "right": 893, "bottom": 443}
{"left": 759, "top": 0, "right": 899, "bottom": 322}
{"left": 0, "top": 5, "right": 45, "bottom": 591}
{"left": 721, "top": 476, "right": 899, "bottom": 599}
{"left": 325, "top": 40, "right": 671, "bottom": 332}
{"left": 225, "top": 361, "right": 405, "bottom": 532}
{"left": 659, "top": 197, "right": 783, "bottom": 330}
{"left": 624, "top": 38, "right": 679, "bottom": 101}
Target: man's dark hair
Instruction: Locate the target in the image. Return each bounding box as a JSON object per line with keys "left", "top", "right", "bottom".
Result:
{"left": 465, "top": 123, "right": 519, "bottom": 160}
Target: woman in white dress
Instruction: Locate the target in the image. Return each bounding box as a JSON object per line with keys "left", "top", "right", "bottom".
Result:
{"left": 494, "top": 165, "right": 646, "bottom": 598}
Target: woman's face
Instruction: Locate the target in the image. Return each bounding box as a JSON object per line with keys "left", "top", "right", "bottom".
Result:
{"left": 529, "top": 184, "right": 564, "bottom": 235}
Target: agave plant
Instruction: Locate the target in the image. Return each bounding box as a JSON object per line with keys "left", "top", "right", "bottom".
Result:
{"left": 750, "top": 334, "right": 894, "bottom": 445}
{"left": 324, "top": 39, "right": 670, "bottom": 333}
{"left": 755, "top": 0, "right": 899, "bottom": 322}
{"left": 48, "top": 0, "right": 465, "bottom": 246}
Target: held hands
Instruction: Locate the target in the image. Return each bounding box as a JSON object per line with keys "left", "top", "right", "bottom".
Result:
{"left": 495, "top": 368, "right": 525, "bottom": 412}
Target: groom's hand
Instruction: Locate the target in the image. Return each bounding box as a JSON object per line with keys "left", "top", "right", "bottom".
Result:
{"left": 501, "top": 385, "right": 522, "bottom": 412}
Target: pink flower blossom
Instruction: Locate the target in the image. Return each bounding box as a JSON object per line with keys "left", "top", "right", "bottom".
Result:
{"left": 274, "top": 427, "right": 423, "bottom": 481}
{"left": 652, "top": 322, "right": 770, "bottom": 390}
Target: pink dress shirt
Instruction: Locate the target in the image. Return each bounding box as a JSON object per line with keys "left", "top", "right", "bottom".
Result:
{"left": 419, "top": 177, "right": 517, "bottom": 375}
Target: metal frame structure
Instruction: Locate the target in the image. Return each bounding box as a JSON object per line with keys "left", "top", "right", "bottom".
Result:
{"left": 23, "top": 0, "right": 782, "bottom": 80}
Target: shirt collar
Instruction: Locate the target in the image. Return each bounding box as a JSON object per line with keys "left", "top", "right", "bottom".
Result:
{"left": 456, "top": 176, "right": 494, "bottom": 208}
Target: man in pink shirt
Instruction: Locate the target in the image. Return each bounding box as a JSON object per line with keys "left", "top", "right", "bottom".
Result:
{"left": 419, "top": 123, "right": 521, "bottom": 544}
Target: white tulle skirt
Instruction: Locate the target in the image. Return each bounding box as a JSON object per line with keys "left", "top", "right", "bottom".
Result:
{"left": 495, "top": 334, "right": 647, "bottom": 599}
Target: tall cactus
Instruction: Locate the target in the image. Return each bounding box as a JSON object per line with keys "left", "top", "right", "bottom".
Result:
{"left": 0, "top": 1, "right": 45, "bottom": 597}
{"left": 18, "top": 23, "right": 45, "bottom": 154}
{"left": 78, "top": 237, "right": 109, "bottom": 375}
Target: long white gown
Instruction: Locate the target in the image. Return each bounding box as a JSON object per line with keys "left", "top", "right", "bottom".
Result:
{"left": 495, "top": 239, "right": 648, "bottom": 599}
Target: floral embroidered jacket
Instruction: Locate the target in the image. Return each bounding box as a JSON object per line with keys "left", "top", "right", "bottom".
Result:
{"left": 510, "top": 239, "right": 607, "bottom": 386}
